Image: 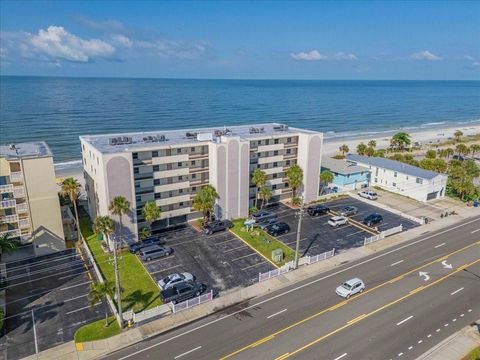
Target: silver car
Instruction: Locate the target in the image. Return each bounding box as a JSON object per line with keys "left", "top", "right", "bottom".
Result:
{"left": 158, "top": 272, "right": 194, "bottom": 290}
{"left": 336, "top": 278, "right": 365, "bottom": 298}
{"left": 338, "top": 206, "right": 358, "bottom": 216}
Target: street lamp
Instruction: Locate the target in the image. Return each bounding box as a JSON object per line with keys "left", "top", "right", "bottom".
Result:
{"left": 293, "top": 197, "right": 304, "bottom": 269}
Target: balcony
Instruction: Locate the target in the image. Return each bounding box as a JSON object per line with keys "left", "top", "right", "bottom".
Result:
{"left": 0, "top": 184, "right": 14, "bottom": 193}
{"left": 284, "top": 141, "right": 298, "bottom": 148}
{"left": 16, "top": 203, "right": 28, "bottom": 213}
{"left": 19, "top": 218, "right": 30, "bottom": 228}
{"left": 0, "top": 200, "right": 16, "bottom": 209}
{"left": 1, "top": 214, "right": 18, "bottom": 223}
{"left": 189, "top": 152, "right": 209, "bottom": 160}
{"left": 10, "top": 172, "right": 23, "bottom": 182}
{"left": 14, "top": 186, "right": 25, "bottom": 198}
{"left": 0, "top": 228, "right": 20, "bottom": 237}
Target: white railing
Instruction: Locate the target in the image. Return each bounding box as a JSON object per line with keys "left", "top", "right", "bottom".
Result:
{"left": 0, "top": 229, "right": 20, "bottom": 237}
{"left": 16, "top": 203, "right": 28, "bottom": 213}
{"left": 259, "top": 264, "right": 291, "bottom": 282}
{"left": 14, "top": 186, "right": 25, "bottom": 197}
{"left": 10, "top": 172, "right": 23, "bottom": 182}
{"left": 0, "top": 200, "right": 16, "bottom": 209}
{"left": 19, "top": 218, "right": 30, "bottom": 228}
{"left": 0, "top": 184, "right": 14, "bottom": 193}
{"left": 132, "top": 303, "right": 171, "bottom": 323}
{"left": 307, "top": 248, "right": 336, "bottom": 264}
{"left": 1, "top": 214, "right": 18, "bottom": 223}
{"left": 364, "top": 224, "right": 403, "bottom": 246}
{"left": 171, "top": 290, "right": 214, "bottom": 313}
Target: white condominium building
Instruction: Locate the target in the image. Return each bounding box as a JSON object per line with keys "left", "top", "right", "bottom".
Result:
{"left": 0, "top": 142, "right": 65, "bottom": 255}
{"left": 80, "top": 123, "right": 323, "bottom": 242}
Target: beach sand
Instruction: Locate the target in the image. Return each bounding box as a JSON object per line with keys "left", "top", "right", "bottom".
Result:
{"left": 55, "top": 124, "right": 480, "bottom": 183}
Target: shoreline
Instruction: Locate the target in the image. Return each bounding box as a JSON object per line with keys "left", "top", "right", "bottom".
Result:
{"left": 54, "top": 123, "right": 480, "bottom": 181}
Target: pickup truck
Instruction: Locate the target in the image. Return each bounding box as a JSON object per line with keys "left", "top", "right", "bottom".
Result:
{"left": 160, "top": 282, "right": 207, "bottom": 304}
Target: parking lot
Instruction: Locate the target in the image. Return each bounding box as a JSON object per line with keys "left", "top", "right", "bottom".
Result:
{"left": 142, "top": 225, "right": 275, "bottom": 294}
{"left": 268, "top": 196, "right": 420, "bottom": 256}
{"left": 0, "top": 249, "right": 104, "bottom": 360}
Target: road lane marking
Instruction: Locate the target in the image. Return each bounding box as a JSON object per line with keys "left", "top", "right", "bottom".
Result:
{"left": 390, "top": 260, "right": 404, "bottom": 267}
{"left": 269, "top": 258, "right": 480, "bottom": 360}
{"left": 444, "top": 323, "right": 449, "bottom": 327}
{"left": 427, "top": 334, "right": 432, "bottom": 338}
{"left": 31, "top": 309, "right": 38, "bottom": 354}
{"left": 396, "top": 315, "right": 413, "bottom": 326}
{"left": 251, "top": 335, "right": 275, "bottom": 347}
{"left": 114, "top": 218, "right": 480, "bottom": 360}
{"left": 468, "top": 309, "right": 472, "bottom": 312}
{"left": 450, "top": 287, "right": 464, "bottom": 295}
{"left": 453, "top": 318, "right": 457, "bottom": 322}
{"left": 436, "top": 329, "right": 441, "bottom": 332}
{"left": 408, "top": 346, "right": 413, "bottom": 350}
{"left": 418, "top": 340, "right": 423, "bottom": 344}
{"left": 60, "top": 281, "right": 92, "bottom": 291}
{"left": 333, "top": 353, "right": 348, "bottom": 360}
{"left": 461, "top": 313, "right": 465, "bottom": 317}
{"left": 174, "top": 346, "right": 202, "bottom": 359}
{"left": 434, "top": 243, "right": 446, "bottom": 248}
{"left": 398, "top": 353, "right": 403, "bottom": 357}
{"left": 471, "top": 229, "right": 480, "bottom": 234}
{"left": 267, "top": 309, "right": 287, "bottom": 319}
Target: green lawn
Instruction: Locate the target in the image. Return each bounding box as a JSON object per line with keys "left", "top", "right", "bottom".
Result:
{"left": 230, "top": 219, "right": 295, "bottom": 267}
{"left": 74, "top": 316, "right": 121, "bottom": 343}
{"left": 463, "top": 346, "right": 480, "bottom": 360}
{"left": 79, "top": 207, "right": 161, "bottom": 312}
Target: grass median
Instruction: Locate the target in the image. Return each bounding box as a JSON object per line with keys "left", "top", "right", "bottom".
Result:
{"left": 230, "top": 219, "right": 295, "bottom": 267}
{"left": 74, "top": 316, "right": 121, "bottom": 343}
{"left": 79, "top": 207, "right": 161, "bottom": 313}
{"left": 462, "top": 346, "right": 480, "bottom": 360}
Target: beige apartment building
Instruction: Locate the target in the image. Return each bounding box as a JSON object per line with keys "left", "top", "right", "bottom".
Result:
{"left": 80, "top": 123, "right": 323, "bottom": 242}
{"left": 0, "top": 142, "right": 65, "bottom": 255}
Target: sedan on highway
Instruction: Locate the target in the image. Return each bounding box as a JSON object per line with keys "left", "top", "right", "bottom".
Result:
{"left": 336, "top": 278, "right": 365, "bottom": 298}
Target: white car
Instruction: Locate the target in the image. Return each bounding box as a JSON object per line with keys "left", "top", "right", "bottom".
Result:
{"left": 157, "top": 272, "right": 194, "bottom": 290}
{"left": 328, "top": 216, "right": 348, "bottom": 228}
{"left": 358, "top": 190, "right": 378, "bottom": 200}
{"left": 336, "top": 278, "right": 365, "bottom": 299}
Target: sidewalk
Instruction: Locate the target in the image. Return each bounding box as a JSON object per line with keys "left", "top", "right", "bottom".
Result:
{"left": 23, "top": 208, "right": 480, "bottom": 360}
{"left": 417, "top": 322, "right": 480, "bottom": 360}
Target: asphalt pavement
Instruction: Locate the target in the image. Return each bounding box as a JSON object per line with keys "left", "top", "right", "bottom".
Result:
{"left": 101, "top": 215, "right": 480, "bottom": 360}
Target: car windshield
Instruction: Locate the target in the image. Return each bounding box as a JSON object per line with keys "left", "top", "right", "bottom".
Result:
{"left": 162, "top": 275, "right": 172, "bottom": 283}
{"left": 342, "top": 283, "right": 352, "bottom": 290}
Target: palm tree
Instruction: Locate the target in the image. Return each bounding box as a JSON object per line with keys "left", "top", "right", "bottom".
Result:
{"left": 437, "top": 149, "right": 447, "bottom": 158}
{"left": 61, "top": 177, "right": 82, "bottom": 243}
{"left": 445, "top": 148, "right": 454, "bottom": 159}
{"left": 368, "top": 140, "right": 376, "bottom": 149}
{"left": 456, "top": 143, "right": 469, "bottom": 156}
{"left": 251, "top": 169, "right": 267, "bottom": 209}
{"left": 88, "top": 281, "right": 115, "bottom": 327}
{"left": 109, "top": 196, "right": 130, "bottom": 247}
{"left": 469, "top": 144, "right": 480, "bottom": 157}
{"left": 390, "top": 132, "right": 411, "bottom": 151}
{"left": 94, "top": 216, "right": 123, "bottom": 327}
{"left": 258, "top": 186, "right": 272, "bottom": 209}
{"left": 454, "top": 130, "right": 463, "bottom": 142}
{"left": 319, "top": 171, "right": 334, "bottom": 195}
{"left": 0, "top": 233, "right": 18, "bottom": 261}
{"left": 138, "top": 227, "right": 152, "bottom": 240}
{"left": 193, "top": 185, "right": 219, "bottom": 222}
{"left": 364, "top": 147, "right": 375, "bottom": 157}
{"left": 356, "top": 142, "right": 367, "bottom": 156}
{"left": 425, "top": 150, "right": 436, "bottom": 159}
{"left": 286, "top": 164, "right": 303, "bottom": 201}
{"left": 141, "top": 201, "right": 161, "bottom": 235}
{"left": 339, "top": 144, "right": 349, "bottom": 156}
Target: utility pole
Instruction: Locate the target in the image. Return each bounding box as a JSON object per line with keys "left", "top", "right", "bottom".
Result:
{"left": 293, "top": 198, "right": 304, "bottom": 269}
{"left": 112, "top": 234, "right": 123, "bottom": 327}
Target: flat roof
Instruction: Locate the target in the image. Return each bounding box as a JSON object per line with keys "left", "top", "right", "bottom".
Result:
{"left": 322, "top": 157, "right": 369, "bottom": 175}
{"left": 0, "top": 141, "right": 53, "bottom": 160}
{"left": 346, "top": 154, "right": 443, "bottom": 180}
{"left": 80, "top": 123, "right": 320, "bottom": 154}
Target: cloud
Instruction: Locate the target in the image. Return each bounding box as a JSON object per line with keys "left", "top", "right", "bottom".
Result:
{"left": 137, "top": 39, "right": 211, "bottom": 59}
{"left": 111, "top": 34, "right": 133, "bottom": 48}
{"left": 409, "top": 50, "right": 442, "bottom": 61}
{"left": 473, "top": 61, "right": 480, "bottom": 67}
{"left": 75, "top": 16, "right": 128, "bottom": 34}
{"left": 290, "top": 50, "right": 357, "bottom": 61}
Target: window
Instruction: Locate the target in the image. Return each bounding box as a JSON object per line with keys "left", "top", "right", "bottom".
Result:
{"left": 97, "top": 158, "right": 99, "bottom": 165}
{"left": 416, "top": 177, "right": 423, "bottom": 184}
{"left": 394, "top": 171, "right": 397, "bottom": 178}
{"left": 133, "top": 152, "right": 138, "bottom": 159}
{"left": 272, "top": 185, "right": 277, "bottom": 190}
{"left": 192, "top": 186, "right": 197, "bottom": 191}
{"left": 287, "top": 137, "right": 291, "bottom": 143}
{"left": 154, "top": 179, "right": 160, "bottom": 185}
{"left": 406, "top": 176, "right": 409, "bottom": 180}
{"left": 346, "top": 174, "right": 350, "bottom": 178}
{"left": 179, "top": 176, "right": 183, "bottom": 181}
{"left": 274, "top": 138, "right": 279, "bottom": 144}
{"left": 153, "top": 165, "right": 159, "bottom": 172}
{"left": 393, "top": 182, "right": 396, "bottom": 187}
{"left": 285, "top": 182, "right": 289, "bottom": 188}
{"left": 178, "top": 162, "right": 182, "bottom": 167}
{"left": 179, "top": 189, "right": 183, "bottom": 194}
{"left": 134, "top": 168, "right": 139, "bottom": 174}
{"left": 286, "top": 149, "right": 291, "bottom": 155}
{"left": 191, "top": 147, "right": 195, "bottom": 152}
{"left": 374, "top": 178, "right": 378, "bottom": 183}
{"left": 192, "top": 173, "right": 196, "bottom": 179}
{"left": 286, "top": 160, "right": 291, "bottom": 166}
{"left": 154, "top": 193, "right": 161, "bottom": 199}
{"left": 266, "top": 139, "right": 270, "bottom": 145}
{"left": 169, "top": 191, "right": 173, "bottom": 197}
{"left": 177, "top": 148, "right": 182, "bottom": 154}
{"left": 179, "top": 202, "right": 184, "bottom": 206}
{"left": 274, "top": 150, "right": 279, "bottom": 156}
{"left": 273, "top": 162, "right": 278, "bottom": 167}
{"left": 136, "top": 195, "right": 141, "bottom": 202}
{"left": 273, "top": 173, "right": 278, "bottom": 179}
{"left": 152, "top": 151, "right": 158, "bottom": 157}
{"left": 257, "top": 140, "right": 261, "bottom": 145}
{"left": 192, "top": 160, "right": 196, "bottom": 165}
{"left": 383, "top": 169, "right": 386, "bottom": 173}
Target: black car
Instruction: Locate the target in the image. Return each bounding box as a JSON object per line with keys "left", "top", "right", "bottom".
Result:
{"left": 203, "top": 220, "right": 233, "bottom": 235}
{"left": 160, "top": 282, "right": 207, "bottom": 304}
{"left": 266, "top": 222, "right": 290, "bottom": 236}
{"left": 363, "top": 213, "right": 383, "bottom": 227}
{"left": 307, "top": 204, "right": 330, "bottom": 216}
{"left": 128, "top": 236, "right": 162, "bottom": 253}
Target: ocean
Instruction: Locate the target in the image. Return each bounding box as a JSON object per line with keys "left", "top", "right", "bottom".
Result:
{"left": 1, "top": 76, "right": 479, "bottom": 167}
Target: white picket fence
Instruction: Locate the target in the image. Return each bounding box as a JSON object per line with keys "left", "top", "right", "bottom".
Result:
{"left": 125, "top": 303, "right": 171, "bottom": 323}
{"left": 171, "top": 290, "right": 214, "bottom": 313}
{"left": 258, "top": 264, "right": 291, "bottom": 282}
{"left": 364, "top": 224, "right": 403, "bottom": 246}
{"left": 307, "top": 248, "right": 336, "bottom": 264}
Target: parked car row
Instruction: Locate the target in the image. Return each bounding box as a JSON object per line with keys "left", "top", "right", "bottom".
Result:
{"left": 160, "top": 281, "right": 207, "bottom": 304}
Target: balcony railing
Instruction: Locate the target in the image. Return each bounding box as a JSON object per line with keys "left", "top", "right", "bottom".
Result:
{"left": 1, "top": 214, "right": 18, "bottom": 223}
{"left": 14, "top": 186, "right": 25, "bottom": 198}
{"left": 10, "top": 172, "right": 23, "bottom": 182}
{"left": 16, "top": 203, "right": 28, "bottom": 213}
{"left": 0, "top": 229, "right": 20, "bottom": 237}
{"left": 0, "top": 184, "right": 14, "bottom": 193}
{"left": 19, "top": 218, "right": 30, "bottom": 228}
{"left": 0, "top": 200, "right": 16, "bottom": 209}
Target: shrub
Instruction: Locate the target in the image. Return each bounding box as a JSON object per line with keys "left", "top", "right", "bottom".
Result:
{"left": 249, "top": 207, "right": 259, "bottom": 215}
{"left": 292, "top": 197, "right": 302, "bottom": 206}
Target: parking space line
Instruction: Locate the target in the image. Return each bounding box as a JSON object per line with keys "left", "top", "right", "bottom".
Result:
{"left": 223, "top": 245, "right": 248, "bottom": 253}
{"left": 241, "top": 261, "right": 267, "bottom": 271}
{"left": 229, "top": 230, "right": 280, "bottom": 268}
{"left": 142, "top": 255, "right": 175, "bottom": 265}
{"left": 346, "top": 230, "right": 365, "bottom": 238}
{"left": 60, "top": 281, "right": 92, "bottom": 291}
{"left": 149, "top": 264, "right": 181, "bottom": 275}
{"left": 64, "top": 294, "right": 88, "bottom": 302}
{"left": 59, "top": 271, "right": 87, "bottom": 280}
{"left": 66, "top": 302, "right": 101, "bottom": 315}
{"left": 232, "top": 253, "right": 258, "bottom": 261}
{"left": 31, "top": 309, "right": 39, "bottom": 355}
{"left": 214, "top": 238, "right": 239, "bottom": 246}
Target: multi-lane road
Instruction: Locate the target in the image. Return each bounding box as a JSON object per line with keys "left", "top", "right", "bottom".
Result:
{"left": 103, "top": 216, "right": 480, "bottom": 360}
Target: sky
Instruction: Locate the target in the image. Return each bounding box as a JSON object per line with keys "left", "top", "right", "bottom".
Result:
{"left": 1, "top": 1, "right": 479, "bottom": 80}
